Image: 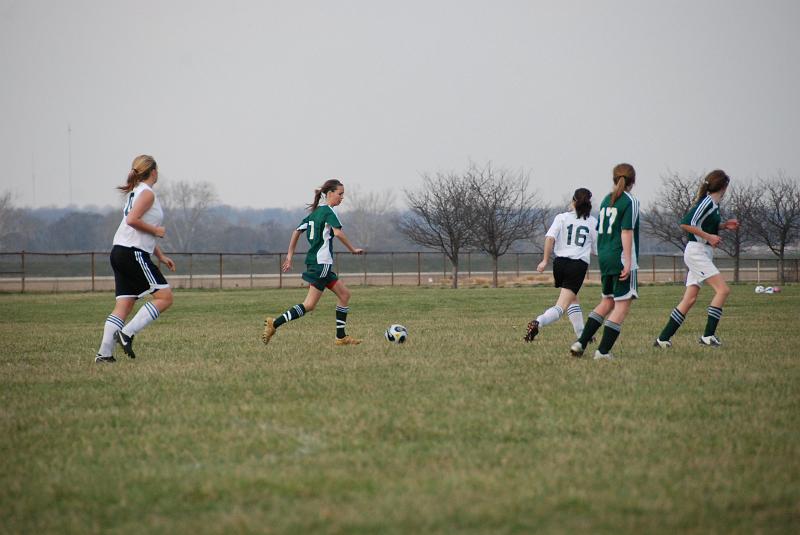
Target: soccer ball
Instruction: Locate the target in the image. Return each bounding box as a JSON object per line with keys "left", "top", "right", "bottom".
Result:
{"left": 384, "top": 324, "right": 408, "bottom": 344}
{"left": 755, "top": 285, "right": 765, "bottom": 294}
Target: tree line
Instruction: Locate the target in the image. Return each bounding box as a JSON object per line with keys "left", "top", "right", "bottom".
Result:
{"left": 1, "top": 164, "right": 798, "bottom": 284}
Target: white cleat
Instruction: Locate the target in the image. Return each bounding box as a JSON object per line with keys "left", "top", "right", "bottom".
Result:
{"left": 653, "top": 338, "right": 672, "bottom": 349}
{"left": 593, "top": 350, "right": 615, "bottom": 361}
{"left": 570, "top": 341, "right": 585, "bottom": 357}
{"left": 698, "top": 335, "right": 721, "bottom": 347}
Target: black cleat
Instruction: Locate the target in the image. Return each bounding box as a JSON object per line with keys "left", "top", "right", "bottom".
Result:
{"left": 524, "top": 320, "right": 540, "bottom": 342}
{"left": 114, "top": 331, "right": 136, "bottom": 359}
{"left": 95, "top": 354, "right": 116, "bottom": 364}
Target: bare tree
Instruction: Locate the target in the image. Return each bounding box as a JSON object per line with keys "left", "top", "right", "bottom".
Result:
{"left": 399, "top": 172, "right": 473, "bottom": 288}
{"left": 643, "top": 172, "right": 701, "bottom": 252}
{"left": 746, "top": 173, "right": 800, "bottom": 284}
{"left": 159, "top": 180, "right": 218, "bottom": 252}
{"left": 466, "top": 163, "right": 545, "bottom": 287}
{"left": 716, "top": 181, "right": 759, "bottom": 282}
{"left": 341, "top": 188, "right": 396, "bottom": 249}
{"left": 0, "top": 191, "right": 15, "bottom": 250}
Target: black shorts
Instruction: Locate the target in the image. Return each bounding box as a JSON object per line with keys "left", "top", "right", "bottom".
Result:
{"left": 553, "top": 257, "right": 588, "bottom": 294}
{"left": 110, "top": 245, "right": 169, "bottom": 299}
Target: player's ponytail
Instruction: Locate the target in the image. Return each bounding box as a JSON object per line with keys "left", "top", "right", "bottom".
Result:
{"left": 696, "top": 169, "right": 730, "bottom": 201}
{"left": 118, "top": 155, "right": 156, "bottom": 193}
{"left": 573, "top": 188, "right": 592, "bottom": 219}
{"left": 308, "top": 179, "right": 344, "bottom": 211}
{"left": 610, "top": 163, "right": 636, "bottom": 206}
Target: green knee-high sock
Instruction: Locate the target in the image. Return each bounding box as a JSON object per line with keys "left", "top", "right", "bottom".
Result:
{"left": 578, "top": 311, "right": 604, "bottom": 347}
{"left": 704, "top": 306, "right": 722, "bottom": 337}
{"left": 597, "top": 320, "right": 621, "bottom": 354}
{"left": 658, "top": 308, "right": 685, "bottom": 342}
{"left": 273, "top": 304, "right": 306, "bottom": 328}
{"left": 335, "top": 305, "right": 349, "bottom": 339}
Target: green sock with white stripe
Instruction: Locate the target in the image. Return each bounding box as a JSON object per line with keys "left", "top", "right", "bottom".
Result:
{"left": 704, "top": 306, "right": 722, "bottom": 337}
{"left": 658, "top": 308, "right": 685, "bottom": 342}
{"left": 273, "top": 304, "right": 306, "bottom": 328}
{"left": 336, "top": 306, "right": 349, "bottom": 339}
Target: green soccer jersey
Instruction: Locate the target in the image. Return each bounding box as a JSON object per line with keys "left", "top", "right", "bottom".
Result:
{"left": 596, "top": 191, "right": 640, "bottom": 276}
{"left": 296, "top": 205, "right": 343, "bottom": 265}
{"left": 681, "top": 195, "right": 721, "bottom": 245}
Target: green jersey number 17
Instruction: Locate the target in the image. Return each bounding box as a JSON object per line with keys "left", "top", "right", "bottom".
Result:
{"left": 598, "top": 207, "right": 618, "bottom": 234}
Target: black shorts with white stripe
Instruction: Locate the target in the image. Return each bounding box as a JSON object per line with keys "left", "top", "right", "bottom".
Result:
{"left": 110, "top": 245, "right": 169, "bottom": 299}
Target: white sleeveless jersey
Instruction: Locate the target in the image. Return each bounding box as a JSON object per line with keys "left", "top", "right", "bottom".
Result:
{"left": 112, "top": 183, "right": 163, "bottom": 254}
{"left": 545, "top": 210, "right": 598, "bottom": 265}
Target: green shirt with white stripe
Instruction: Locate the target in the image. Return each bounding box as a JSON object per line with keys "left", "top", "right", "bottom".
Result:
{"left": 681, "top": 195, "right": 720, "bottom": 244}
{"left": 296, "top": 205, "right": 343, "bottom": 265}
{"left": 596, "top": 191, "right": 640, "bottom": 276}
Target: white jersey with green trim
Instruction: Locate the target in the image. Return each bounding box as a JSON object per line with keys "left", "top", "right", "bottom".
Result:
{"left": 112, "top": 183, "right": 163, "bottom": 254}
{"left": 546, "top": 210, "right": 598, "bottom": 265}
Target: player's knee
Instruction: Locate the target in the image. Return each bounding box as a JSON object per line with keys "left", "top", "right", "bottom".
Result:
{"left": 303, "top": 301, "right": 316, "bottom": 312}
{"left": 683, "top": 294, "right": 697, "bottom": 308}
{"left": 717, "top": 284, "right": 731, "bottom": 299}
{"left": 155, "top": 290, "right": 173, "bottom": 311}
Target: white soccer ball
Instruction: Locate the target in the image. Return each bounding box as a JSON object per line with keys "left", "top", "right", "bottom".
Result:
{"left": 384, "top": 324, "right": 408, "bottom": 344}
{"left": 755, "top": 285, "right": 765, "bottom": 294}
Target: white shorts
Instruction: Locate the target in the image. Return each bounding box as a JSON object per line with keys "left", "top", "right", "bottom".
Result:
{"left": 684, "top": 241, "right": 720, "bottom": 287}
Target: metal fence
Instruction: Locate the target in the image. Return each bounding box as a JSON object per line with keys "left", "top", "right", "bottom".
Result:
{"left": 0, "top": 250, "right": 797, "bottom": 293}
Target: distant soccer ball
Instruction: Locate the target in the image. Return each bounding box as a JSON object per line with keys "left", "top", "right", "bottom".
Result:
{"left": 384, "top": 324, "right": 408, "bottom": 344}
{"left": 755, "top": 285, "right": 765, "bottom": 294}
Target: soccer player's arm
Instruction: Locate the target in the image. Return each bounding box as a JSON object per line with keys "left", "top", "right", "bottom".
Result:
{"left": 538, "top": 215, "right": 559, "bottom": 272}
{"left": 126, "top": 190, "right": 165, "bottom": 238}
{"left": 680, "top": 206, "right": 720, "bottom": 247}
{"left": 620, "top": 205, "right": 633, "bottom": 280}
{"left": 153, "top": 245, "right": 176, "bottom": 272}
{"left": 590, "top": 216, "right": 598, "bottom": 256}
{"left": 282, "top": 225, "right": 305, "bottom": 272}
{"left": 328, "top": 209, "right": 363, "bottom": 254}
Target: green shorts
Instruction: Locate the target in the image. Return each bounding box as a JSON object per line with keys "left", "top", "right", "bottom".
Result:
{"left": 600, "top": 270, "right": 638, "bottom": 301}
{"left": 302, "top": 263, "right": 339, "bottom": 291}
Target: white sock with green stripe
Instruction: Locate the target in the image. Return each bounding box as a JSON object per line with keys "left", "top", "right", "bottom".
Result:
{"left": 567, "top": 304, "right": 584, "bottom": 337}
{"left": 121, "top": 302, "right": 160, "bottom": 337}
{"left": 536, "top": 305, "right": 563, "bottom": 327}
{"left": 98, "top": 314, "right": 124, "bottom": 356}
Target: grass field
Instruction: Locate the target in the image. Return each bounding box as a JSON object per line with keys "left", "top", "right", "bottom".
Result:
{"left": 1, "top": 284, "right": 799, "bottom": 534}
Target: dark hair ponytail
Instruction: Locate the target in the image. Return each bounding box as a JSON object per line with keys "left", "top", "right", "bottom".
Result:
{"left": 573, "top": 188, "right": 592, "bottom": 219}
{"left": 696, "top": 170, "right": 730, "bottom": 201}
{"left": 118, "top": 155, "right": 156, "bottom": 193}
{"left": 308, "top": 179, "right": 343, "bottom": 211}
{"left": 610, "top": 163, "right": 636, "bottom": 206}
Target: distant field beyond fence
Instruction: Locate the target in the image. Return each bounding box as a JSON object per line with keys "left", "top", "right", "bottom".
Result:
{"left": 0, "top": 251, "right": 797, "bottom": 293}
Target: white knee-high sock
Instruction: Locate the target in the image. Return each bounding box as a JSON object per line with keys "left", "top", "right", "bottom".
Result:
{"left": 567, "top": 304, "right": 584, "bottom": 337}
{"left": 536, "top": 305, "right": 563, "bottom": 327}
{"left": 98, "top": 314, "right": 125, "bottom": 356}
{"left": 121, "top": 302, "right": 160, "bottom": 337}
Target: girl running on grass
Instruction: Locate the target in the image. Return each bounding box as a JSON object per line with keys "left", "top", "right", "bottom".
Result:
{"left": 654, "top": 170, "right": 738, "bottom": 348}
{"left": 570, "top": 163, "right": 640, "bottom": 360}
{"left": 95, "top": 155, "right": 175, "bottom": 363}
{"left": 525, "top": 188, "right": 597, "bottom": 342}
{"left": 262, "top": 179, "right": 364, "bottom": 346}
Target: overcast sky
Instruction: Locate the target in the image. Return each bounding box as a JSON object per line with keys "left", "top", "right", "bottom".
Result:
{"left": 1, "top": 0, "right": 798, "bottom": 211}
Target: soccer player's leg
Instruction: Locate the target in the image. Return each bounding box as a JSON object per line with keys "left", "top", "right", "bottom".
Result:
{"left": 699, "top": 273, "right": 729, "bottom": 347}
{"left": 571, "top": 276, "right": 614, "bottom": 356}
{"left": 264, "top": 266, "right": 324, "bottom": 345}
{"left": 329, "top": 277, "right": 360, "bottom": 345}
{"left": 595, "top": 270, "right": 637, "bottom": 359}
{"left": 655, "top": 283, "right": 698, "bottom": 348}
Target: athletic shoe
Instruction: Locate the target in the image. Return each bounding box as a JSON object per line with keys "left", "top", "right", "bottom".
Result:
{"left": 698, "top": 335, "right": 721, "bottom": 347}
{"left": 524, "top": 320, "right": 540, "bottom": 342}
{"left": 114, "top": 331, "right": 136, "bottom": 359}
{"left": 261, "top": 317, "right": 276, "bottom": 345}
{"left": 95, "top": 354, "right": 116, "bottom": 364}
{"left": 570, "top": 341, "right": 585, "bottom": 357}
{"left": 334, "top": 335, "right": 362, "bottom": 346}
{"left": 653, "top": 338, "right": 672, "bottom": 349}
{"left": 593, "top": 350, "right": 615, "bottom": 361}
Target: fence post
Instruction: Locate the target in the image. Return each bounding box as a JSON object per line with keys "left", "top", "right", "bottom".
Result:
{"left": 417, "top": 252, "right": 421, "bottom": 286}
{"left": 219, "top": 253, "right": 223, "bottom": 289}
{"left": 443, "top": 253, "right": 446, "bottom": 280}
{"left": 756, "top": 259, "right": 760, "bottom": 283}
{"left": 363, "top": 252, "right": 367, "bottom": 286}
{"left": 467, "top": 252, "right": 471, "bottom": 280}
{"left": 249, "top": 254, "right": 254, "bottom": 288}
{"left": 390, "top": 252, "right": 394, "bottom": 287}
{"left": 672, "top": 256, "right": 676, "bottom": 283}
{"left": 91, "top": 252, "right": 96, "bottom": 291}
{"left": 516, "top": 253, "right": 520, "bottom": 279}
{"left": 652, "top": 255, "right": 656, "bottom": 282}
{"left": 188, "top": 254, "right": 193, "bottom": 289}
{"left": 21, "top": 251, "right": 25, "bottom": 294}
